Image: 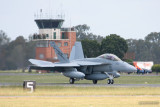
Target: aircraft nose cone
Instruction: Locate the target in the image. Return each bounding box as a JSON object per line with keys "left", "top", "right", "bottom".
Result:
{"left": 129, "top": 65, "right": 137, "bottom": 72}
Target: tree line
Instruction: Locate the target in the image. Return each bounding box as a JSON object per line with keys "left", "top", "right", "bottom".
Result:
{"left": 127, "top": 32, "right": 160, "bottom": 64}
{"left": 0, "top": 30, "right": 35, "bottom": 70}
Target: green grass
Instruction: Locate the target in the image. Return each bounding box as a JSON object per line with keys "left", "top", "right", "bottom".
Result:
{"left": 0, "top": 73, "right": 160, "bottom": 84}
{"left": 115, "top": 75, "right": 160, "bottom": 84}
{"left": 1, "top": 86, "right": 160, "bottom": 96}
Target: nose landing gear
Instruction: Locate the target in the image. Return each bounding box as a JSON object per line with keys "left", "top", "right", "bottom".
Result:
{"left": 92, "top": 80, "right": 98, "bottom": 84}
{"left": 105, "top": 72, "right": 114, "bottom": 84}
{"left": 107, "top": 79, "right": 114, "bottom": 84}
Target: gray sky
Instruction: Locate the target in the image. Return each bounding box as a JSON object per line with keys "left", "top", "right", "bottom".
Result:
{"left": 0, "top": 0, "right": 160, "bottom": 40}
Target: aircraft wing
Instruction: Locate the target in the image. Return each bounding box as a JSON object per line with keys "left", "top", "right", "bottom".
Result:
{"left": 29, "top": 59, "right": 109, "bottom": 68}
{"left": 53, "top": 62, "right": 80, "bottom": 67}
{"left": 72, "top": 60, "right": 110, "bottom": 66}
{"left": 29, "top": 59, "right": 80, "bottom": 67}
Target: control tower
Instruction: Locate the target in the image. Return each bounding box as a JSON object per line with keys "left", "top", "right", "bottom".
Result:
{"left": 32, "top": 18, "right": 76, "bottom": 62}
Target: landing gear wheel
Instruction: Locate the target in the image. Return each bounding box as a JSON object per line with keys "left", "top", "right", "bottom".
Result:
{"left": 107, "top": 79, "right": 111, "bottom": 84}
{"left": 69, "top": 78, "right": 75, "bottom": 84}
{"left": 93, "top": 80, "right": 98, "bottom": 84}
{"left": 111, "top": 79, "right": 114, "bottom": 84}
{"left": 107, "top": 79, "right": 114, "bottom": 84}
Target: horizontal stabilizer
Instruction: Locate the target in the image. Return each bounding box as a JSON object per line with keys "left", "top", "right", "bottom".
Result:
{"left": 29, "top": 59, "right": 55, "bottom": 67}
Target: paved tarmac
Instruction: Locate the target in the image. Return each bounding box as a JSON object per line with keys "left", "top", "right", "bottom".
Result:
{"left": 1, "top": 82, "right": 160, "bottom": 87}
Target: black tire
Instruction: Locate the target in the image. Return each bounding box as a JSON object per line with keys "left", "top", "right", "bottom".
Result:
{"left": 111, "top": 80, "right": 114, "bottom": 84}
{"left": 107, "top": 79, "right": 111, "bottom": 84}
{"left": 69, "top": 78, "right": 75, "bottom": 84}
{"left": 93, "top": 80, "right": 98, "bottom": 84}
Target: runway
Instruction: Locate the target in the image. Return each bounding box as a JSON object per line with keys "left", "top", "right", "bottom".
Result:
{"left": 1, "top": 82, "right": 160, "bottom": 87}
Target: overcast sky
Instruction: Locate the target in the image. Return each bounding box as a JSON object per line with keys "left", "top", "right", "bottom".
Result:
{"left": 0, "top": 0, "right": 160, "bottom": 40}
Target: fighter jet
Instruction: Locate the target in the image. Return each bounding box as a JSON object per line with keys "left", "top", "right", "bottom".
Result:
{"left": 29, "top": 41, "right": 136, "bottom": 84}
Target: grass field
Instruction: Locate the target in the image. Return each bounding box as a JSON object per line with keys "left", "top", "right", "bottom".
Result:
{"left": 0, "top": 72, "right": 160, "bottom": 84}
{"left": 0, "top": 96, "right": 159, "bottom": 107}
{"left": 0, "top": 86, "right": 160, "bottom": 107}
{"left": 1, "top": 86, "right": 160, "bottom": 96}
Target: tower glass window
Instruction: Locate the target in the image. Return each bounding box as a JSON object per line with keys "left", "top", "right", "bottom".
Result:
{"left": 46, "top": 34, "right": 49, "bottom": 37}
{"left": 36, "top": 41, "right": 48, "bottom": 47}
{"left": 54, "top": 32, "right": 56, "bottom": 39}
{"left": 62, "top": 32, "right": 65, "bottom": 39}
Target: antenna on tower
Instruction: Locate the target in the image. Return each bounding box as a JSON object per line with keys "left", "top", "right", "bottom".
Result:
{"left": 40, "top": 9, "right": 43, "bottom": 19}
{"left": 60, "top": 3, "right": 63, "bottom": 19}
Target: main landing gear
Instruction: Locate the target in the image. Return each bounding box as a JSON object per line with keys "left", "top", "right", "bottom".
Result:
{"left": 69, "top": 78, "right": 75, "bottom": 84}
{"left": 92, "top": 80, "right": 98, "bottom": 84}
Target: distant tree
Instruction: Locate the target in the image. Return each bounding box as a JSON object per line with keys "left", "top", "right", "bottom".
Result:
{"left": 0, "top": 30, "right": 10, "bottom": 46}
{"left": 6, "top": 36, "right": 26, "bottom": 69}
{"left": 145, "top": 32, "right": 160, "bottom": 44}
{"left": 145, "top": 32, "right": 160, "bottom": 63}
{"left": 127, "top": 32, "right": 160, "bottom": 63}
{"left": 0, "top": 35, "right": 36, "bottom": 70}
{"left": 152, "top": 64, "right": 160, "bottom": 75}
{"left": 74, "top": 24, "right": 90, "bottom": 40}
{"left": 81, "top": 39, "right": 100, "bottom": 57}
{"left": 9, "top": 45, "right": 25, "bottom": 69}
{"left": 0, "top": 30, "right": 10, "bottom": 70}
{"left": 127, "top": 39, "right": 153, "bottom": 61}
{"left": 124, "top": 59, "right": 133, "bottom": 65}
{"left": 74, "top": 24, "right": 103, "bottom": 43}
{"left": 87, "top": 33, "right": 103, "bottom": 43}
{"left": 101, "top": 34, "right": 128, "bottom": 59}
{"left": 24, "top": 40, "right": 36, "bottom": 66}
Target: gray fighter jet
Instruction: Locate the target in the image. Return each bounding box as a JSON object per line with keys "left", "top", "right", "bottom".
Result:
{"left": 29, "top": 41, "right": 136, "bottom": 84}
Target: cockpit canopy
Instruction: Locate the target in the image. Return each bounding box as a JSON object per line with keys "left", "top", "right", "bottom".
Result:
{"left": 98, "top": 54, "right": 121, "bottom": 61}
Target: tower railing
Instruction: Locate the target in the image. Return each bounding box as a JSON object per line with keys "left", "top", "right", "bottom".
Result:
{"left": 29, "top": 33, "right": 69, "bottom": 41}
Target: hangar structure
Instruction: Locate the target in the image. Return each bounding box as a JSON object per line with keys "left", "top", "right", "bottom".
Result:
{"left": 32, "top": 18, "right": 76, "bottom": 62}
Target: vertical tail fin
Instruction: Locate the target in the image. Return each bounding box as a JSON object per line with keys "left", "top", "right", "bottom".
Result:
{"left": 69, "top": 42, "right": 84, "bottom": 61}
{"left": 50, "top": 41, "right": 69, "bottom": 63}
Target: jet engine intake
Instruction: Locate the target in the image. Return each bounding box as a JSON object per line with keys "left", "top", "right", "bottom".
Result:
{"left": 85, "top": 73, "right": 108, "bottom": 80}
{"left": 63, "top": 68, "right": 85, "bottom": 79}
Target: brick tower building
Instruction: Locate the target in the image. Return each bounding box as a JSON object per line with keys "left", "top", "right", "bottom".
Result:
{"left": 32, "top": 18, "right": 76, "bottom": 62}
